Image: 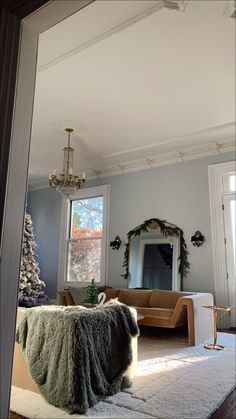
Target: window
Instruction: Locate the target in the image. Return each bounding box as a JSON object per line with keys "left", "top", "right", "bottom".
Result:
{"left": 208, "top": 161, "right": 236, "bottom": 328}
{"left": 223, "top": 172, "right": 236, "bottom": 193}
{"left": 58, "top": 185, "right": 109, "bottom": 288}
{"left": 68, "top": 196, "right": 103, "bottom": 282}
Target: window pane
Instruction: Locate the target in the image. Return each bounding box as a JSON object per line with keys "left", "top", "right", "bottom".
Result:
{"left": 229, "top": 175, "right": 236, "bottom": 192}
{"left": 230, "top": 200, "right": 235, "bottom": 264}
{"left": 71, "top": 196, "right": 103, "bottom": 238}
{"left": 223, "top": 173, "right": 236, "bottom": 193}
{"left": 67, "top": 239, "right": 101, "bottom": 282}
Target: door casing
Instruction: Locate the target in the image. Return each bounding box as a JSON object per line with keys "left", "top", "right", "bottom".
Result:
{"left": 0, "top": 1, "right": 94, "bottom": 417}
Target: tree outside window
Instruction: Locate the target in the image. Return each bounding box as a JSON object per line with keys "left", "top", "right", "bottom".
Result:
{"left": 67, "top": 196, "right": 104, "bottom": 283}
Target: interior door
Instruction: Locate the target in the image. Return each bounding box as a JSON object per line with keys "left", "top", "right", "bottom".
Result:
{"left": 223, "top": 193, "right": 236, "bottom": 327}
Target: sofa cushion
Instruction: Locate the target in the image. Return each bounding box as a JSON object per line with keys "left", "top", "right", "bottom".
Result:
{"left": 68, "top": 286, "right": 88, "bottom": 305}
{"left": 104, "top": 288, "right": 120, "bottom": 301}
{"left": 119, "top": 290, "right": 152, "bottom": 307}
{"left": 132, "top": 306, "right": 173, "bottom": 320}
{"left": 149, "top": 290, "right": 193, "bottom": 309}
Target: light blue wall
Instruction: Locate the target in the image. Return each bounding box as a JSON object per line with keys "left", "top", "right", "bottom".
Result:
{"left": 27, "top": 188, "right": 62, "bottom": 299}
{"left": 27, "top": 152, "right": 235, "bottom": 298}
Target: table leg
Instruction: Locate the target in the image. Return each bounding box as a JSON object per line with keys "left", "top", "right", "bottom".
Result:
{"left": 213, "top": 310, "right": 218, "bottom": 347}
{"left": 204, "top": 309, "right": 226, "bottom": 350}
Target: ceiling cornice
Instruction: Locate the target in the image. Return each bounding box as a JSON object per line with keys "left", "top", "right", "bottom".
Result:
{"left": 223, "top": 1, "right": 236, "bottom": 19}
{"left": 88, "top": 138, "right": 235, "bottom": 178}
{"left": 102, "top": 122, "right": 236, "bottom": 160}
{"left": 28, "top": 137, "right": 235, "bottom": 190}
{"left": 37, "top": 0, "right": 187, "bottom": 73}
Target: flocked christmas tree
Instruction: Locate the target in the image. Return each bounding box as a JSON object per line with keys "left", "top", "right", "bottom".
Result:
{"left": 18, "top": 213, "right": 48, "bottom": 307}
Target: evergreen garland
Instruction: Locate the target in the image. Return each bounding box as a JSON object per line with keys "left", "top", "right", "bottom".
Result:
{"left": 122, "top": 218, "right": 190, "bottom": 286}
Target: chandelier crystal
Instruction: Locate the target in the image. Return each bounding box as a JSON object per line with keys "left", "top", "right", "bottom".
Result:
{"left": 48, "top": 128, "right": 86, "bottom": 199}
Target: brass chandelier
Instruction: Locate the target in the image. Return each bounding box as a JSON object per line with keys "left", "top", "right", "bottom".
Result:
{"left": 48, "top": 128, "right": 86, "bottom": 199}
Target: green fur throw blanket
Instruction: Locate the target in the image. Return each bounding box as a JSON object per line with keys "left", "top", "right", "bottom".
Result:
{"left": 16, "top": 303, "right": 139, "bottom": 414}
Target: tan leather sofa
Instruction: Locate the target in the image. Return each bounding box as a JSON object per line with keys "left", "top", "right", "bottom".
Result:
{"left": 12, "top": 307, "right": 138, "bottom": 394}
{"left": 12, "top": 310, "right": 41, "bottom": 393}
{"left": 104, "top": 288, "right": 195, "bottom": 341}
{"left": 103, "top": 288, "right": 215, "bottom": 347}
{"left": 58, "top": 288, "right": 214, "bottom": 347}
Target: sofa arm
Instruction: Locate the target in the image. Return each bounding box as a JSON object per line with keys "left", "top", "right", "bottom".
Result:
{"left": 181, "top": 293, "right": 214, "bottom": 345}
{"left": 12, "top": 309, "right": 39, "bottom": 393}
{"left": 57, "top": 290, "right": 75, "bottom": 306}
{"left": 125, "top": 307, "right": 138, "bottom": 379}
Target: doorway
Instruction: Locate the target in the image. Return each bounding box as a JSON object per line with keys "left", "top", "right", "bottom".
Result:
{"left": 0, "top": 2, "right": 94, "bottom": 417}
{"left": 142, "top": 243, "right": 173, "bottom": 290}
{"left": 209, "top": 162, "right": 236, "bottom": 329}
{"left": 223, "top": 186, "right": 236, "bottom": 327}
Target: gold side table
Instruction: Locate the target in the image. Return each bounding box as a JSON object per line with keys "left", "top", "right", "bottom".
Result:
{"left": 202, "top": 305, "right": 230, "bottom": 350}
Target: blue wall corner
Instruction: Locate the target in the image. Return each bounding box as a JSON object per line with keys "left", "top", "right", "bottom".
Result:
{"left": 27, "top": 188, "right": 62, "bottom": 299}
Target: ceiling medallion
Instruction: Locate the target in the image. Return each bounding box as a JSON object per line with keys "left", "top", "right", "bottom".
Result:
{"left": 49, "top": 120, "right": 87, "bottom": 135}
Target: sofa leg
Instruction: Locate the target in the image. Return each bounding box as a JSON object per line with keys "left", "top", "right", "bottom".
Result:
{"left": 186, "top": 302, "right": 195, "bottom": 346}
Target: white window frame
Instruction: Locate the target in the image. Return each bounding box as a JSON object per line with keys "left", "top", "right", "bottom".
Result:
{"left": 58, "top": 185, "right": 110, "bottom": 291}
{"left": 208, "top": 161, "right": 235, "bottom": 328}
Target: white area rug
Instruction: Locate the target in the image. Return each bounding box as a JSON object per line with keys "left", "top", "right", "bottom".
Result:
{"left": 11, "top": 332, "right": 236, "bottom": 419}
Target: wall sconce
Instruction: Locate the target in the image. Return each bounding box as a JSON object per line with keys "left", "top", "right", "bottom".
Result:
{"left": 191, "top": 231, "right": 205, "bottom": 247}
{"left": 110, "top": 236, "right": 121, "bottom": 250}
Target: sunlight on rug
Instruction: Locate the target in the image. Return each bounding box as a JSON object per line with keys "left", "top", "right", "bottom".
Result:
{"left": 11, "top": 332, "right": 236, "bottom": 419}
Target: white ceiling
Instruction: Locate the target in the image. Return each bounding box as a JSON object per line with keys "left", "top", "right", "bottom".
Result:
{"left": 29, "top": 0, "right": 235, "bottom": 187}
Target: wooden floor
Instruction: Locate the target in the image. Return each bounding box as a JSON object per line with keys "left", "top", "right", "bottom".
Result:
{"left": 211, "top": 328, "right": 236, "bottom": 418}
{"left": 10, "top": 413, "right": 25, "bottom": 419}
{"left": 211, "top": 389, "right": 236, "bottom": 419}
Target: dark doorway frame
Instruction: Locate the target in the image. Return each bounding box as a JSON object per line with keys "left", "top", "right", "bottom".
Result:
{"left": 0, "top": 1, "right": 93, "bottom": 417}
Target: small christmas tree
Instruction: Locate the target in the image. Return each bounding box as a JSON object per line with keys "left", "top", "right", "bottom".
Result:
{"left": 85, "top": 278, "right": 98, "bottom": 305}
{"left": 18, "top": 213, "right": 48, "bottom": 307}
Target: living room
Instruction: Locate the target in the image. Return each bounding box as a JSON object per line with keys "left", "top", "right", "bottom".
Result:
{"left": 1, "top": 1, "right": 235, "bottom": 418}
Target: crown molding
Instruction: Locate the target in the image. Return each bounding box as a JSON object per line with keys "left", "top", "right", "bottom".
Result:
{"left": 223, "top": 1, "right": 236, "bottom": 19}
{"left": 28, "top": 138, "right": 235, "bottom": 190}
{"left": 103, "top": 122, "right": 235, "bottom": 160}
{"left": 87, "top": 139, "right": 235, "bottom": 179}
{"left": 38, "top": 0, "right": 188, "bottom": 73}
{"left": 163, "top": 1, "right": 187, "bottom": 12}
